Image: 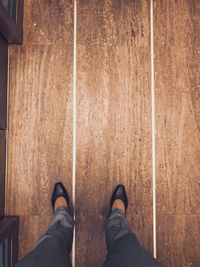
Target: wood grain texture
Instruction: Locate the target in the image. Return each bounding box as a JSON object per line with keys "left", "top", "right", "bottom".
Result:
{"left": 7, "top": 45, "right": 73, "bottom": 257}
{"left": 157, "top": 215, "right": 200, "bottom": 266}
{"left": 0, "top": 130, "right": 6, "bottom": 217}
{"left": 0, "top": 35, "right": 8, "bottom": 130}
{"left": 24, "top": 0, "right": 73, "bottom": 45}
{"left": 76, "top": 1, "right": 152, "bottom": 266}
{"left": 154, "top": 0, "right": 200, "bottom": 266}
{"left": 6, "top": 0, "right": 73, "bottom": 257}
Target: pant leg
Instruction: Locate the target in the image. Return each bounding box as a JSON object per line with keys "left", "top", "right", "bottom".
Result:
{"left": 103, "top": 208, "right": 162, "bottom": 267}
{"left": 14, "top": 206, "right": 75, "bottom": 267}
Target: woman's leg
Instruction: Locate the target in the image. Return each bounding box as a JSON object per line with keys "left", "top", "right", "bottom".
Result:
{"left": 103, "top": 208, "right": 162, "bottom": 267}
{"left": 14, "top": 206, "right": 74, "bottom": 267}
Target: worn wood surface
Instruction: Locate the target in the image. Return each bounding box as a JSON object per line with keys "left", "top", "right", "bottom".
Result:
{"left": 0, "top": 35, "right": 8, "bottom": 130}
{"left": 0, "top": 130, "right": 6, "bottom": 217}
{"left": 6, "top": 0, "right": 73, "bottom": 257}
{"left": 6, "top": 0, "right": 200, "bottom": 266}
{"left": 24, "top": 0, "right": 73, "bottom": 45}
{"left": 154, "top": 0, "right": 200, "bottom": 266}
{"left": 76, "top": 1, "right": 152, "bottom": 266}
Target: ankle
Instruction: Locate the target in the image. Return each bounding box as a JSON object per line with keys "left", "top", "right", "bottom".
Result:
{"left": 112, "top": 199, "right": 125, "bottom": 214}
{"left": 54, "top": 196, "right": 68, "bottom": 211}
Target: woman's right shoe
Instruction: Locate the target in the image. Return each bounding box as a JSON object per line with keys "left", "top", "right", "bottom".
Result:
{"left": 51, "top": 182, "right": 70, "bottom": 211}
{"left": 110, "top": 184, "right": 128, "bottom": 212}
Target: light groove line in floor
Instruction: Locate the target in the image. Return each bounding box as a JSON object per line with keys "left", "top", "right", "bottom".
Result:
{"left": 150, "top": 0, "right": 157, "bottom": 258}
{"left": 72, "top": 0, "right": 77, "bottom": 266}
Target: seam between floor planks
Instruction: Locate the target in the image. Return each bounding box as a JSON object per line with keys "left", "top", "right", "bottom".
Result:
{"left": 72, "top": 0, "right": 77, "bottom": 267}
{"left": 150, "top": 0, "right": 157, "bottom": 258}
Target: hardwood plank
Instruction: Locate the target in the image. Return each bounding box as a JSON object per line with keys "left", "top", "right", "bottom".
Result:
{"left": 7, "top": 44, "right": 73, "bottom": 257}
{"left": 0, "top": 130, "right": 6, "bottom": 217}
{"left": 7, "top": 0, "right": 73, "bottom": 258}
{"left": 77, "top": 0, "right": 150, "bottom": 47}
{"left": 0, "top": 35, "right": 8, "bottom": 130}
{"left": 157, "top": 215, "right": 200, "bottom": 266}
{"left": 154, "top": 0, "right": 200, "bottom": 266}
{"left": 76, "top": 1, "right": 152, "bottom": 266}
{"left": 24, "top": 0, "right": 73, "bottom": 45}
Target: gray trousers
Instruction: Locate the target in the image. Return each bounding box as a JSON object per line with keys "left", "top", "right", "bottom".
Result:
{"left": 14, "top": 207, "right": 162, "bottom": 267}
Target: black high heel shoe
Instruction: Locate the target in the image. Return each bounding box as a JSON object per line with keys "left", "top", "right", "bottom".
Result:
{"left": 51, "top": 182, "right": 70, "bottom": 211}
{"left": 110, "top": 184, "right": 128, "bottom": 212}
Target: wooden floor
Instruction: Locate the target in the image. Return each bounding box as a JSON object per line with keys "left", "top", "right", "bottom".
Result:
{"left": 7, "top": 0, "right": 74, "bottom": 255}
{"left": 6, "top": 1, "right": 200, "bottom": 267}
{"left": 76, "top": 1, "right": 152, "bottom": 265}
{"left": 155, "top": 1, "right": 200, "bottom": 266}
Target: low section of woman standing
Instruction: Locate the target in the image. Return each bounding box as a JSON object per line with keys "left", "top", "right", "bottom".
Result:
{"left": 14, "top": 182, "right": 162, "bottom": 267}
